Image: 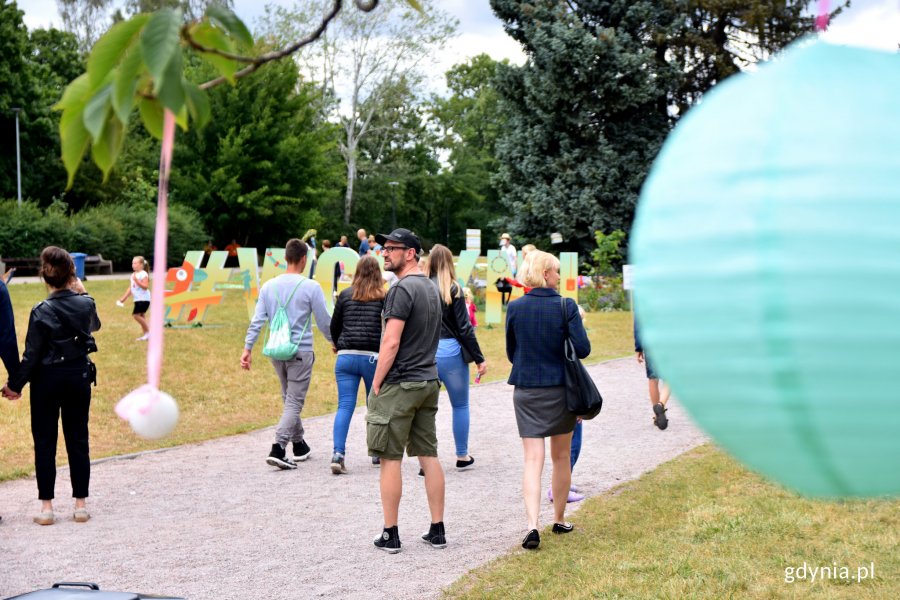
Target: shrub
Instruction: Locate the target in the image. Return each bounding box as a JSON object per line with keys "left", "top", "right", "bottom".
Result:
{"left": 579, "top": 274, "right": 629, "bottom": 312}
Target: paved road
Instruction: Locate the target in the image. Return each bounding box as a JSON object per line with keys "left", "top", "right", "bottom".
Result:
{"left": 0, "top": 357, "right": 707, "bottom": 599}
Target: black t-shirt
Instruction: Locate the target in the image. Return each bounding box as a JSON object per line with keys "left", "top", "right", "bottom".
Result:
{"left": 382, "top": 273, "right": 441, "bottom": 383}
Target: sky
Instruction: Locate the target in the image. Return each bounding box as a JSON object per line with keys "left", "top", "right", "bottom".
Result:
{"left": 16, "top": 0, "right": 900, "bottom": 92}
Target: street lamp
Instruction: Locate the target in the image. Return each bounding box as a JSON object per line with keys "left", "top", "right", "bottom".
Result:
{"left": 388, "top": 181, "right": 399, "bottom": 229}
{"left": 11, "top": 108, "right": 22, "bottom": 206}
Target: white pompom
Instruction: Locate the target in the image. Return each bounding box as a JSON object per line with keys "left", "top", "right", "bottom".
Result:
{"left": 115, "top": 384, "right": 179, "bottom": 440}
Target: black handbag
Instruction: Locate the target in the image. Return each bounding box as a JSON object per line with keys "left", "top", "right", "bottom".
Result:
{"left": 560, "top": 297, "right": 603, "bottom": 419}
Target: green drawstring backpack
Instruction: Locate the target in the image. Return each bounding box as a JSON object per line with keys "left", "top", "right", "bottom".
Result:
{"left": 262, "top": 278, "right": 311, "bottom": 361}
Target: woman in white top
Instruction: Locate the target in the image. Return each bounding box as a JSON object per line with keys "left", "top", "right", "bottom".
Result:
{"left": 117, "top": 256, "right": 151, "bottom": 341}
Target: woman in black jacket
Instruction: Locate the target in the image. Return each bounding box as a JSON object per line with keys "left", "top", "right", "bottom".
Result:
{"left": 329, "top": 255, "right": 385, "bottom": 474}
{"left": 427, "top": 245, "right": 487, "bottom": 470}
{"left": 3, "top": 246, "right": 100, "bottom": 525}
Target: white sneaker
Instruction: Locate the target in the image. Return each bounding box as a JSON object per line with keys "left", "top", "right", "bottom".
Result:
{"left": 136, "top": 334, "right": 150, "bottom": 341}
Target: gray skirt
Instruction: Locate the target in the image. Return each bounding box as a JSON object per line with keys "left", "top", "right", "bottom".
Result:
{"left": 513, "top": 385, "right": 576, "bottom": 438}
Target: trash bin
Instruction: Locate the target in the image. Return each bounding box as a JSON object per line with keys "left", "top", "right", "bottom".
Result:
{"left": 70, "top": 252, "right": 87, "bottom": 281}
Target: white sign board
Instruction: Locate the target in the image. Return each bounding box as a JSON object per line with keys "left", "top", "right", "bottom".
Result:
{"left": 623, "top": 264, "right": 634, "bottom": 290}
{"left": 465, "top": 229, "right": 481, "bottom": 253}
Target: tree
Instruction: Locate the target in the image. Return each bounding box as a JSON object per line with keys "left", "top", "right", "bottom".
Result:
{"left": 56, "top": 0, "right": 114, "bottom": 54}
{"left": 170, "top": 54, "right": 343, "bottom": 246}
{"left": 262, "top": 0, "right": 457, "bottom": 224}
{"left": 489, "top": 0, "right": 841, "bottom": 252}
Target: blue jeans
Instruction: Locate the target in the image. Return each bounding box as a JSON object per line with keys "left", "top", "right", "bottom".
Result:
{"left": 436, "top": 350, "right": 470, "bottom": 457}
{"left": 333, "top": 354, "right": 376, "bottom": 454}
{"left": 570, "top": 420, "right": 582, "bottom": 473}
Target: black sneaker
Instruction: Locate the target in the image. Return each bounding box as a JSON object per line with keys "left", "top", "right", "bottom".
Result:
{"left": 371, "top": 456, "right": 381, "bottom": 467}
{"left": 293, "top": 440, "right": 311, "bottom": 462}
{"left": 421, "top": 521, "right": 447, "bottom": 549}
{"left": 522, "top": 528, "right": 540, "bottom": 550}
{"left": 552, "top": 522, "right": 574, "bottom": 534}
{"left": 653, "top": 403, "right": 668, "bottom": 430}
{"left": 456, "top": 456, "right": 475, "bottom": 470}
{"left": 373, "top": 526, "right": 401, "bottom": 554}
{"left": 418, "top": 468, "right": 425, "bottom": 478}
{"left": 266, "top": 443, "right": 297, "bottom": 470}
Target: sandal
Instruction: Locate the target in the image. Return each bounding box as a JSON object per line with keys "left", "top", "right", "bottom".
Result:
{"left": 653, "top": 403, "right": 668, "bottom": 430}
{"left": 73, "top": 508, "right": 90, "bottom": 523}
{"left": 33, "top": 511, "right": 55, "bottom": 526}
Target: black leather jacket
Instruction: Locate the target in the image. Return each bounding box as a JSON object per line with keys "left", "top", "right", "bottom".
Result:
{"left": 433, "top": 279, "right": 484, "bottom": 365}
{"left": 8, "top": 290, "right": 101, "bottom": 393}
{"left": 330, "top": 288, "right": 383, "bottom": 352}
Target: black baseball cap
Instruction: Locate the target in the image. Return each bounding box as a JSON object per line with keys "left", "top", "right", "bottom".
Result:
{"left": 375, "top": 228, "right": 422, "bottom": 253}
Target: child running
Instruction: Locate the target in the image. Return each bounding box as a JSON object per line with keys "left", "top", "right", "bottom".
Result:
{"left": 118, "top": 256, "right": 150, "bottom": 341}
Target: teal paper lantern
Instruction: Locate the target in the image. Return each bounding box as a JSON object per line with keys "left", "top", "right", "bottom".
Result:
{"left": 630, "top": 40, "right": 900, "bottom": 497}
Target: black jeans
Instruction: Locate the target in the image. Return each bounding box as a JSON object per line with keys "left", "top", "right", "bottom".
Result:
{"left": 30, "top": 361, "right": 93, "bottom": 500}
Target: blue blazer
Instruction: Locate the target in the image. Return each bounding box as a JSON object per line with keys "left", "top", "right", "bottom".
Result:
{"left": 506, "top": 288, "right": 591, "bottom": 387}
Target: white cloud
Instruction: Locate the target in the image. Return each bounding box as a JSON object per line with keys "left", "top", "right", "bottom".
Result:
{"left": 822, "top": 0, "right": 900, "bottom": 51}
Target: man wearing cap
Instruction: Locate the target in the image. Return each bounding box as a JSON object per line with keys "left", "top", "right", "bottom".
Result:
{"left": 367, "top": 228, "right": 445, "bottom": 554}
{"left": 500, "top": 233, "right": 518, "bottom": 277}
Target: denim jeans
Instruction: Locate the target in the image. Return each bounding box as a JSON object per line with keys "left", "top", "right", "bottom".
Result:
{"left": 333, "top": 353, "right": 377, "bottom": 454}
{"left": 436, "top": 350, "right": 471, "bottom": 457}
{"left": 570, "top": 420, "right": 583, "bottom": 473}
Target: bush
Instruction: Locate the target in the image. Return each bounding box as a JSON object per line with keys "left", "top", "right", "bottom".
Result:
{"left": 0, "top": 199, "right": 207, "bottom": 269}
{"left": 579, "top": 275, "right": 629, "bottom": 312}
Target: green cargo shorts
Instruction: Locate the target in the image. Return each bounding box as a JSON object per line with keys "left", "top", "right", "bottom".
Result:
{"left": 366, "top": 380, "right": 440, "bottom": 460}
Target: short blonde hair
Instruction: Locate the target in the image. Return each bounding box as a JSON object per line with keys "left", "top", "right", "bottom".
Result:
{"left": 521, "top": 244, "right": 536, "bottom": 257}
{"left": 521, "top": 250, "right": 560, "bottom": 289}
{"left": 463, "top": 287, "right": 473, "bottom": 301}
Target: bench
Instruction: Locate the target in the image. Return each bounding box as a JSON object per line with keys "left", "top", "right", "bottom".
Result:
{"left": 0, "top": 257, "right": 42, "bottom": 276}
{"left": 84, "top": 254, "right": 113, "bottom": 275}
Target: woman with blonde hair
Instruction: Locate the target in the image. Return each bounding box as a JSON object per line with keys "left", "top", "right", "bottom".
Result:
{"left": 505, "top": 250, "right": 590, "bottom": 549}
{"left": 426, "top": 244, "right": 487, "bottom": 472}
{"left": 329, "top": 255, "right": 385, "bottom": 473}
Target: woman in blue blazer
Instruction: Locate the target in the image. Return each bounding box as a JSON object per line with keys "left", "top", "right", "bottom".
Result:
{"left": 505, "top": 250, "right": 591, "bottom": 549}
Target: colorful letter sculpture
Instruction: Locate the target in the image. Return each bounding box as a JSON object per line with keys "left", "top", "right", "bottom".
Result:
{"left": 630, "top": 40, "right": 900, "bottom": 497}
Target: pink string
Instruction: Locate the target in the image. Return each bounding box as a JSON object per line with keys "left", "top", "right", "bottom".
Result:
{"left": 816, "top": 0, "right": 830, "bottom": 31}
{"left": 147, "top": 110, "right": 176, "bottom": 389}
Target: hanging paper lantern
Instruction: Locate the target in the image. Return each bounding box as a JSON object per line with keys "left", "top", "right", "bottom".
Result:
{"left": 630, "top": 40, "right": 900, "bottom": 497}
{"left": 116, "top": 384, "right": 180, "bottom": 440}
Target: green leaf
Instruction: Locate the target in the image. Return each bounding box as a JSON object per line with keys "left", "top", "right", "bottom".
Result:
{"left": 54, "top": 74, "right": 91, "bottom": 111}
{"left": 88, "top": 14, "right": 150, "bottom": 89}
{"left": 156, "top": 50, "right": 185, "bottom": 113}
{"left": 405, "top": 0, "right": 424, "bottom": 12}
{"left": 206, "top": 5, "right": 253, "bottom": 47}
{"left": 91, "top": 113, "right": 125, "bottom": 181}
{"left": 83, "top": 85, "right": 113, "bottom": 140}
{"left": 140, "top": 8, "right": 182, "bottom": 83}
{"left": 112, "top": 43, "right": 144, "bottom": 123}
{"left": 59, "top": 105, "right": 92, "bottom": 188}
{"left": 139, "top": 97, "right": 164, "bottom": 139}
{"left": 184, "top": 80, "right": 211, "bottom": 129}
{"left": 175, "top": 104, "right": 189, "bottom": 131}
{"left": 191, "top": 21, "right": 238, "bottom": 83}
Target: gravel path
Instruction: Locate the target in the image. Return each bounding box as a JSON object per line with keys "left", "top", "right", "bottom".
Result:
{"left": 0, "top": 357, "right": 706, "bottom": 599}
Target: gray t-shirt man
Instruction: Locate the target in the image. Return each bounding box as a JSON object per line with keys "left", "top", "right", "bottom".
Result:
{"left": 382, "top": 273, "right": 441, "bottom": 383}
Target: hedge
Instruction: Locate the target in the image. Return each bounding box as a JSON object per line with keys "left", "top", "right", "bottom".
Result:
{"left": 0, "top": 200, "right": 207, "bottom": 270}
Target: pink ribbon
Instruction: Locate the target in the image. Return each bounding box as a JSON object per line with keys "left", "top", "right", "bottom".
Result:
{"left": 816, "top": 0, "right": 830, "bottom": 31}
{"left": 147, "top": 110, "right": 175, "bottom": 391}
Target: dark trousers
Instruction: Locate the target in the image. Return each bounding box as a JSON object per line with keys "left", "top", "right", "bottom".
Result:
{"left": 30, "top": 363, "right": 92, "bottom": 500}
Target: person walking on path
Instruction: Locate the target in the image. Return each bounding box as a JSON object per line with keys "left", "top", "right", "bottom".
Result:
{"left": 505, "top": 250, "right": 590, "bottom": 550}
{"left": 329, "top": 255, "right": 385, "bottom": 474}
{"left": 241, "top": 239, "right": 333, "bottom": 469}
{"left": 367, "top": 228, "right": 444, "bottom": 554}
{"left": 3, "top": 247, "right": 100, "bottom": 526}
{"left": 635, "top": 317, "right": 670, "bottom": 429}
{"left": 0, "top": 277, "right": 20, "bottom": 525}
{"left": 117, "top": 256, "right": 151, "bottom": 341}
{"left": 426, "top": 245, "right": 487, "bottom": 473}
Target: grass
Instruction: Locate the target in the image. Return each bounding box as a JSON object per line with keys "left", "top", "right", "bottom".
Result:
{"left": 445, "top": 445, "right": 899, "bottom": 600}
{"left": 0, "top": 279, "right": 633, "bottom": 481}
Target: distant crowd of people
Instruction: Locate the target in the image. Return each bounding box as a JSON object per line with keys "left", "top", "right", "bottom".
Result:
{"left": 2, "top": 231, "right": 669, "bottom": 554}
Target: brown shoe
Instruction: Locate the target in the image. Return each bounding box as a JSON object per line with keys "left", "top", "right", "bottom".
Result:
{"left": 33, "top": 511, "right": 54, "bottom": 526}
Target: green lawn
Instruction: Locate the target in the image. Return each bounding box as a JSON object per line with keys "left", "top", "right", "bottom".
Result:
{"left": 446, "top": 445, "right": 899, "bottom": 599}
{"left": 0, "top": 279, "right": 633, "bottom": 481}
